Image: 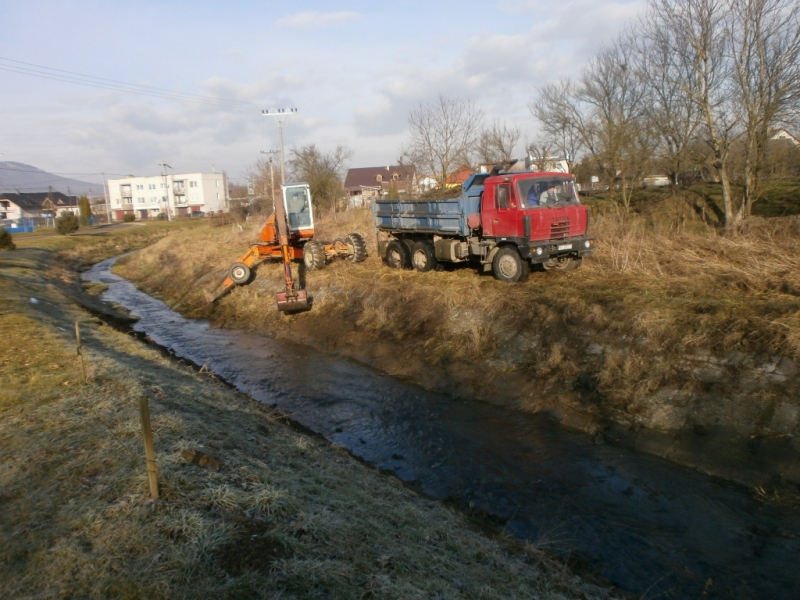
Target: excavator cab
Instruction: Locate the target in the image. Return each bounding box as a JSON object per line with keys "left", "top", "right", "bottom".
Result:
{"left": 284, "top": 184, "right": 314, "bottom": 232}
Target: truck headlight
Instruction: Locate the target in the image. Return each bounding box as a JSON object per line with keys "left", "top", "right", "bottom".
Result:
{"left": 536, "top": 247, "right": 543, "bottom": 256}
{"left": 584, "top": 240, "right": 591, "bottom": 248}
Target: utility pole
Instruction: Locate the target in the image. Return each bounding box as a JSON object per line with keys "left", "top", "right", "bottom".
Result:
{"left": 260, "top": 149, "right": 279, "bottom": 214}
{"left": 102, "top": 172, "right": 111, "bottom": 224}
{"left": 261, "top": 108, "right": 297, "bottom": 186}
{"left": 159, "top": 161, "right": 173, "bottom": 221}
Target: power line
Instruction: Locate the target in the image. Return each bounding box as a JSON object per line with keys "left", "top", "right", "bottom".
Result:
{"left": 0, "top": 56, "right": 261, "bottom": 110}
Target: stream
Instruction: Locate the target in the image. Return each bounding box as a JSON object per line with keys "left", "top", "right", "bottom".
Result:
{"left": 84, "top": 257, "right": 800, "bottom": 599}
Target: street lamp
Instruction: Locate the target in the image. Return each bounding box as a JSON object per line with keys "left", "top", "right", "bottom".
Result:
{"left": 159, "top": 161, "right": 173, "bottom": 222}
{"left": 261, "top": 108, "right": 297, "bottom": 186}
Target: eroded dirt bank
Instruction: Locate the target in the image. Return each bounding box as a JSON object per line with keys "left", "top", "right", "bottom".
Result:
{"left": 114, "top": 211, "right": 800, "bottom": 488}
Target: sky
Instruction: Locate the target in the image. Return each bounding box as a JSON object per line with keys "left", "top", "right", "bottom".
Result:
{"left": 0, "top": 0, "right": 645, "bottom": 189}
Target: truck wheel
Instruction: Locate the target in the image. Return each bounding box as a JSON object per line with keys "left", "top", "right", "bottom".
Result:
{"left": 229, "top": 262, "right": 252, "bottom": 285}
{"left": 303, "top": 240, "right": 326, "bottom": 271}
{"left": 411, "top": 241, "right": 437, "bottom": 272}
{"left": 344, "top": 232, "right": 367, "bottom": 262}
{"left": 492, "top": 246, "right": 530, "bottom": 283}
{"left": 385, "top": 240, "right": 410, "bottom": 269}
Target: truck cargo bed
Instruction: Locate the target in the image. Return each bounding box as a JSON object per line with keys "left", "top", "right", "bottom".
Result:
{"left": 373, "top": 196, "right": 481, "bottom": 237}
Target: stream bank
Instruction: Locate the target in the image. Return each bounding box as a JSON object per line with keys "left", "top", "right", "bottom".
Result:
{"left": 84, "top": 255, "right": 800, "bottom": 599}
{"left": 113, "top": 213, "right": 800, "bottom": 490}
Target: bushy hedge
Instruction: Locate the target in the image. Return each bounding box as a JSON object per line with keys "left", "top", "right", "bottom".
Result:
{"left": 55, "top": 213, "right": 80, "bottom": 235}
{"left": 122, "top": 213, "right": 136, "bottom": 223}
{"left": 0, "top": 227, "right": 15, "bottom": 251}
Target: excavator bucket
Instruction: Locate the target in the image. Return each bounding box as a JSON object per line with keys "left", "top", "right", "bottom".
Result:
{"left": 276, "top": 289, "right": 309, "bottom": 312}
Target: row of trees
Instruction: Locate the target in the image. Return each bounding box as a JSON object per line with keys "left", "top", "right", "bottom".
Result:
{"left": 239, "top": 0, "right": 798, "bottom": 224}
{"left": 532, "top": 0, "right": 800, "bottom": 226}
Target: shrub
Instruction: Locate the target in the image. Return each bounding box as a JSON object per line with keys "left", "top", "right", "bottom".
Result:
{"left": 55, "top": 213, "right": 80, "bottom": 235}
{"left": 78, "top": 196, "right": 93, "bottom": 226}
{"left": 0, "top": 227, "right": 15, "bottom": 251}
{"left": 122, "top": 213, "right": 136, "bottom": 223}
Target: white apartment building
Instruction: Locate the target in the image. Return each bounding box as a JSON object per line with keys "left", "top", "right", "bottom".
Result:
{"left": 107, "top": 171, "right": 228, "bottom": 221}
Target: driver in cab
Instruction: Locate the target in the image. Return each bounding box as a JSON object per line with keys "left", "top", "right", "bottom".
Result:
{"left": 537, "top": 183, "right": 559, "bottom": 205}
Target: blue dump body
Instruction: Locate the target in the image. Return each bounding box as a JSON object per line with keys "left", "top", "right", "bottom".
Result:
{"left": 373, "top": 174, "right": 488, "bottom": 237}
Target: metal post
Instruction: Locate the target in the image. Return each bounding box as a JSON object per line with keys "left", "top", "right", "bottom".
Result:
{"left": 278, "top": 120, "right": 285, "bottom": 186}
{"left": 102, "top": 172, "right": 111, "bottom": 224}
{"left": 159, "top": 161, "right": 173, "bottom": 222}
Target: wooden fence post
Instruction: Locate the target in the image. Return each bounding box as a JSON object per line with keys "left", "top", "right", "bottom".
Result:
{"left": 75, "top": 321, "right": 87, "bottom": 382}
{"left": 138, "top": 396, "right": 160, "bottom": 499}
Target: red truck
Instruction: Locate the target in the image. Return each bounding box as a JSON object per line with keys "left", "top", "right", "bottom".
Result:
{"left": 373, "top": 164, "right": 594, "bottom": 282}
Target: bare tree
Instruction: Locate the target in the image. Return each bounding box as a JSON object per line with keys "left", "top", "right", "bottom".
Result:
{"left": 730, "top": 0, "right": 800, "bottom": 221}
{"left": 531, "top": 40, "right": 652, "bottom": 211}
{"left": 403, "top": 95, "right": 484, "bottom": 188}
{"left": 642, "top": 0, "right": 800, "bottom": 226}
{"left": 243, "top": 155, "right": 279, "bottom": 215}
{"left": 476, "top": 121, "right": 521, "bottom": 164}
{"left": 646, "top": 0, "right": 739, "bottom": 226}
{"left": 580, "top": 39, "right": 653, "bottom": 210}
{"left": 289, "top": 144, "right": 353, "bottom": 212}
{"left": 530, "top": 79, "right": 584, "bottom": 172}
{"left": 635, "top": 27, "right": 703, "bottom": 185}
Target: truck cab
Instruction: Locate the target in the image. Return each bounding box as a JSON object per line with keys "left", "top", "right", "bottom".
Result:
{"left": 479, "top": 172, "right": 592, "bottom": 272}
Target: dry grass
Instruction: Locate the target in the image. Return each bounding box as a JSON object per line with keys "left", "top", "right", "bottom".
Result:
{"left": 1, "top": 224, "right": 613, "bottom": 598}
{"left": 114, "top": 193, "right": 800, "bottom": 443}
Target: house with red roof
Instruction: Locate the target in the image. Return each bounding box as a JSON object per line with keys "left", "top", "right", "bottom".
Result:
{"left": 343, "top": 165, "right": 417, "bottom": 208}
{"left": 445, "top": 167, "right": 474, "bottom": 188}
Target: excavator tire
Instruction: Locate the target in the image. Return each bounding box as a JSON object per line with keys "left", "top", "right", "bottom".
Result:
{"left": 229, "top": 262, "right": 252, "bottom": 285}
{"left": 344, "top": 232, "right": 367, "bottom": 262}
{"left": 303, "top": 240, "right": 326, "bottom": 271}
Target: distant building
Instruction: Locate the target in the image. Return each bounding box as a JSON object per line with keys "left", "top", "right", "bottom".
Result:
{"left": 643, "top": 175, "right": 671, "bottom": 187}
{"left": 418, "top": 176, "right": 437, "bottom": 192}
{"left": 770, "top": 128, "right": 799, "bottom": 146}
{"left": 0, "top": 190, "right": 78, "bottom": 223}
{"left": 107, "top": 172, "right": 228, "bottom": 221}
{"left": 344, "top": 165, "right": 416, "bottom": 208}
{"left": 446, "top": 167, "right": 473, "bottom": 188}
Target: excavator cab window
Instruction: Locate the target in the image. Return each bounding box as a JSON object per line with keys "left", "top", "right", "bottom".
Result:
{"left": 283, "top": 184, "right": 314, "bottom": 231}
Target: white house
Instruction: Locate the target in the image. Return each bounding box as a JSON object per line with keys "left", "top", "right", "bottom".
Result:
{"left": 1, "top": 191, "right": 79, "bottom": 224}
{"left": 107, "top": 171, "right": 228, "bottom": 221}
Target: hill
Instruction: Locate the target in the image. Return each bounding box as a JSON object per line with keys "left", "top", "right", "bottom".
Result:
{"left": 0, "top": 161, "right": 104, "bottom": 196}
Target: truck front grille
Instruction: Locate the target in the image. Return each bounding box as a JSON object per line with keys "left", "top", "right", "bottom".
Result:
{"left": 550, "top": 219, "right": 570, "bottom": 240}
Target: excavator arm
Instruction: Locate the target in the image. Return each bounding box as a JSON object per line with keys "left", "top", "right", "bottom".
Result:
{"left": 204, "top": 242, "right": 304, "bottom": 304}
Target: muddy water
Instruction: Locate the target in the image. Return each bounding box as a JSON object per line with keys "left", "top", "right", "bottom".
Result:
{"left": 84, "top": 257, "right": 800, "bottom": 599}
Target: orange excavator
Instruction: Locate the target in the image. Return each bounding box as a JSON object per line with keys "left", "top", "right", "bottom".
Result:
{"left": 207, "top": 182, "right": 367, "bottom": 312}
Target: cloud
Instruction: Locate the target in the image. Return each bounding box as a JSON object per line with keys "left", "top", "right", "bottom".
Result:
{"left": 275, "top": 11, "right": 360, "bottom": 30}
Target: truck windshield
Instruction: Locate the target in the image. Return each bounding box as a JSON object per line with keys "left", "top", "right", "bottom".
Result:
{"left": 518, "top": 177, "right": 579, "bottom": 208}
{"left": 284, "top": 185, "right": 312, "bottom": 229}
